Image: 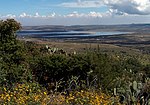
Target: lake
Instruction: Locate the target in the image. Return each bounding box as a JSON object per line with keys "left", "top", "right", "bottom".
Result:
{"left": 17, "top": 30, "right": 130, "bottom": 38}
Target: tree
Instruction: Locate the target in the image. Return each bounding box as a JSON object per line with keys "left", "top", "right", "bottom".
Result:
{"left": 0, "top": 19, "right": 21, "bottom": 43}
{"left": 0, "top": 19, "right": 25, "bottom": 85}
{"left": 0, "top": 19, "right": 21, "bottom": 62}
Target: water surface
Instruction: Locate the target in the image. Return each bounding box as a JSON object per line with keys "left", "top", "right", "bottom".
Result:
{"left": 17, "top": 30, "right": 130, "bottom": 38}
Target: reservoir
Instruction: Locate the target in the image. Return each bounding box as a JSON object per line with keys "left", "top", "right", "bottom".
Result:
{"left": 17, "top": 30, "right": 130, "bottom": 39}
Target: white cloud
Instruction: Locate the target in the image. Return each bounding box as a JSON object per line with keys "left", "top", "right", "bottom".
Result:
{"left": 35, "top": 12, "right": 40, "bottom": 17}
{"left": 14, "top": 11, "right": 104, "bottom": 19}
{"left": 32, "top": 12, "right": 45, "bottom": 18}
{"left": 104, "top": 0, "right": 150, "bottom": 15}
{"left": 65, "top": 11, "right": 85, "bottom": 17}
{"left": 108, "top": 9, "right": 129, "bottom": 16}
{"left": 18, "top": 12, "right": 58, "bottom": 18}
{"left": 88, "top": 12, "right": 103, "bottom": 17}
{"left": 60, "top": 0, "right": 103, "bottom": 8}
{"left": 60, "top": 0, "right": 150, "bottom": 15}
{"left": 64, "top": 11, "right": 103, "bottom": 18}
{"left": 19, "top": 13, "right": 32, "bottom": 18}
{"left": 1, "top": 14, "right": 16, "bottom": 18}
{"left": 60, "top": 9, "right": 107, "bottom": 18}
{"left": 47, "top": 12, "right": 57, "bottom": 18}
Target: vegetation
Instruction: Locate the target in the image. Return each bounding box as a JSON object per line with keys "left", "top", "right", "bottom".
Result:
{"left": 0, "top": 19, "right": 26, "bottom": 85}
{"left": 0, "top": 19, "right": 150, "bottom": 104}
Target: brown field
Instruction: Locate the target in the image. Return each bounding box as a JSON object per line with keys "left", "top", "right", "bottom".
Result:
{"left": 18, "top": 32, "right": 150, "bottom": 65}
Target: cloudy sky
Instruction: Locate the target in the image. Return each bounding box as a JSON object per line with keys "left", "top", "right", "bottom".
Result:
{"left": 0, "top": 0, "right": 150, "bottom": 26}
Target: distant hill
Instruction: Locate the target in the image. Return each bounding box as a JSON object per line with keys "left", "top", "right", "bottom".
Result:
{"left": 22, "top": 24, "right": 150, "bottom": 33}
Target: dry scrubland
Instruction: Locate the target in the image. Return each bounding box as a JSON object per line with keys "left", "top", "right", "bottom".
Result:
{"left": 0, "top": 19, "right": 150, "bottom": 104}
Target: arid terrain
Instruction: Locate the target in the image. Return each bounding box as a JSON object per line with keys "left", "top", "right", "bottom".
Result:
{"left": 18, "top": 24, "right": 150, "bottom": 65}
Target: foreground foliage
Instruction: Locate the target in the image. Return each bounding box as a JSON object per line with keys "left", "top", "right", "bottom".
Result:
{"left": 0, "top": 83, "right": 120, "bottom": 105}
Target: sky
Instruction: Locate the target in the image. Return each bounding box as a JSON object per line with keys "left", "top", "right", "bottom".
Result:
{"left": 0, "top": 0, "right": 150, "bottom": 26}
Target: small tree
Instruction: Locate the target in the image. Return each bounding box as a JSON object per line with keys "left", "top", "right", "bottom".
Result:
{"left": 0, "top": 19, "right": 21, "bottom": 41}
{"left": 0, "top": 19, "right": 25, "bottom": 85}
{"left": 0, "top": 19, "right": 21, "bottom": 61}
